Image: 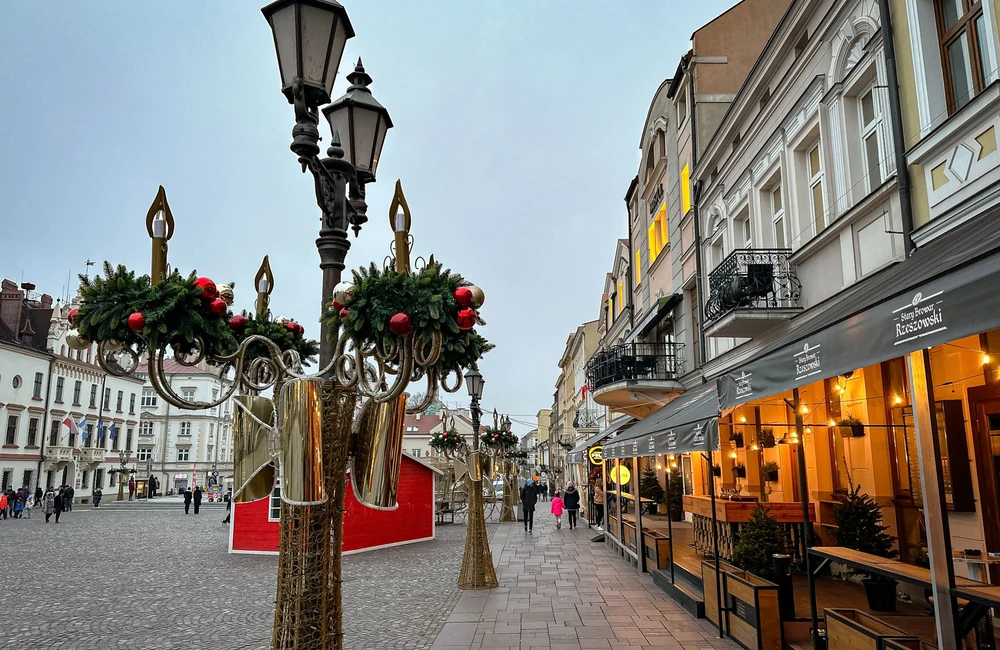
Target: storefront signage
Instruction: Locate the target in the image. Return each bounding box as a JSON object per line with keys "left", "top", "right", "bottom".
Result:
{"left": 173, "top": 473, "right": 188, "bottom": 479}
{"left": 730, "top": 595, "right": 757, "bottom": 627}
{"left": 609, "top": 464, "right": 631, "bottom": 486}
{"left": 605, "top": 384, "right": 720, "bottom": 459}
{"left": 718, "top": 251, "right": 1000, "bottom": 411}
{"left": 588, "top": 446, "right": 603, "bottom": 465}
{"left": 647, "top": 185, "right": 663, "bottom": 215}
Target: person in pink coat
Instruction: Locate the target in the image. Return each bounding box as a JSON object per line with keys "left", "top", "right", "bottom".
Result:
{"left": 551, "top": 491, "right": 566, "bottom": 530}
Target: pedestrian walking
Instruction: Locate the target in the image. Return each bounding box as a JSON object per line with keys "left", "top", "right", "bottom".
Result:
{"left": 0, "top": 491, "right": 7, "bottom": 520}
{"left": 183, "top": 488, "right": 193, "bottom": 514}
{"left": 563, "top": 481, "right": 581, "bottom": 530}
{"left": 65, "top": 486, "right": 74, "bottom": 511}
{"left": 93, "top": 488, "right": 103, "bottom": 508}
{"left": 520, "top": 479, "right": 538, "bottom": 534}
{"left": 34, "top": 486, "right": 42, "bottom": 508}
{"left": 43, "top": 489, "right": 56, "bottom": 523}
{"left": 128, "top": 477, "right": 136, "bottom": 501}
{"left": 592, "top": 482, "right": 605, "bottom": 531}
{"left": 551, "top": 490, "right": 565, "bottom": 530}
{"left": 193, "top": 486, "right": 203, "bottom": 514}
{"left": 54, "top": 488, "right": 65, "bottom": 523}
{"left": 222, "top": 489, "right": 232, "bottom": 524}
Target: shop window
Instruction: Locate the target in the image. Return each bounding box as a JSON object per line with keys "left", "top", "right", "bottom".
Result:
{"left": 935, "top": 0, "right": 991, "bottom": 112}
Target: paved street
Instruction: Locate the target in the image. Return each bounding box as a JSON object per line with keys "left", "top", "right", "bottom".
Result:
{"left": 0, "top": 501, "right": 729, "bottom": 649}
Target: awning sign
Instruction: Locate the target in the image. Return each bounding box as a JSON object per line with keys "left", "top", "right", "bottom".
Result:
{"left": 588, "top": 446, "right": 603, "bottom": 465}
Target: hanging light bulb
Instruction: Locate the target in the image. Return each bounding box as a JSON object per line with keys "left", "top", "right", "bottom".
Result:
{"left": 739, "top": 415, "right": 747, "bottom": 423}
{"left": 805, "top": 427, "right": 812, "bottom": 434}
{"left": 828, "top": 419, "right": 837, "bottom": 427}
{"left": 984, "top": 354, "right": 992, "bottom": 365}
{"left": 800, "top": 405, "right": 809, "bottom": 414}
{"left": 893, "top": 395, "right": 903, "bottom": 405}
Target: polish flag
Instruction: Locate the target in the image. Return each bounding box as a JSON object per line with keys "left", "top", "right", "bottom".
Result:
{"left": 62, "top": 416, "right": 78, "bottom": 433}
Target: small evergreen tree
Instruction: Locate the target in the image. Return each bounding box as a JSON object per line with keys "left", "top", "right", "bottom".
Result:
{"left": 833, "top": 485, "right": 896, "bottom": 558}
{"left": 732, "top": 505, "right": 787, "bottom": 580}
{"left": 639, "top": 464, "right": 665, "bottom": 503}
{"left": 666, "top": 470, "right": 684, "bottom": 521}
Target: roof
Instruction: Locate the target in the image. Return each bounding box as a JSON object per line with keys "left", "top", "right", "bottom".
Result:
{"left": 136, "top": 359, "right": 220, "bottom": 375}
{"left": 403, "top": 412, "right": 440, "bottom": 436}
{"left": 401, "top": 452, "right": 444, "bottom": 475}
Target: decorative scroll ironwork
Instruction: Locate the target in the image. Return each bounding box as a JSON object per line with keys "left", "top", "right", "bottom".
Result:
{"left": 703, "top": 249, "right": 801, "bottom": 323}
{"left": 573, "top": 408, "right": 604, "bottom": 429}
{"left": 585, "top": 342, "right": 684, "bottom": 392}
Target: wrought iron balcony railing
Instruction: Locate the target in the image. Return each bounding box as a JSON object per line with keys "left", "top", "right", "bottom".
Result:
{"left": 704, "top": 249, "right": 801, "bottom": 323}
{"left": 573, "top": 408, "right": 604, "bottom": 429}
{"left": 586, "top": 342, "right": 684, "bottom": 392}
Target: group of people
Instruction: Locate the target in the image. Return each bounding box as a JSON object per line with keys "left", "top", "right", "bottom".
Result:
{"left": 518, "top": 479, "right": 581, "bottom": 533}
{"left": 1, "top": 486, "right": 36, "bottom": 519}
{"left": 41, "top": 486, "right": 75, "bottom": 523}
{"left": 183, "top": 486, "right": 204, "bottom": 514}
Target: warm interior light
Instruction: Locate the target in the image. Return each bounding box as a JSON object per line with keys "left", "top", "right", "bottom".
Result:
{"left": 740, "top": 416, "right": 747, "bottom": 423}
{"left": 828, "top": 420, "right": 837, "bottom": 427}
{"left": 656, "top": 463, "right": 662, "bottom": 470}
{"left": 800, "top": 406, "right": 809, "bottom": 414}
{"left": 893, "top": 395, "right": 903, "bottom": 405}
{"left": 730, "top": 451, "right": 738, "bottom": 459}
{"left": 984, "top": 354, "right": 992, "bottom": 365}
{"left": 750, "top": 444, "right": 759, "bottom": 451}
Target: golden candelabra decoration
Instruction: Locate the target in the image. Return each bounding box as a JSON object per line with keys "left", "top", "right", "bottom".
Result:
{"left": 80, "top": 183, "right": 490, "bottom": 649}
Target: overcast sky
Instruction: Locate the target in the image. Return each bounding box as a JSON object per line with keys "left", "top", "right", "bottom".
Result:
{"left": 1, "top": 0, "right": 738, "bottom": 431}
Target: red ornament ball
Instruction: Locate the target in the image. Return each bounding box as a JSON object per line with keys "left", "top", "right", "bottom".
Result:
{"left": 194, "top": 277, "right": 218, "bottom": 300}
{"left": 285, "top": 322, "right": 303, "bottom": 335}
{"left": 493, "top": 434, "right": 499, "bottom": 439}
{"left": 332, "top": 300, "right": 343, "bottom": 312}
{"left": 340, "top": 308, "right": 350, "bottom": 320}
{"left": 208, "top": 298, "right": 228, "bottom": 316}
{"left": 456, "top": 308, "right": 477, "bottom": 330}
{"left": 453, "top": 287, "right": 473, "bottom": 307}
{"left": 229, "top": 315, "right": 248, "bottom": 331}
{"left": 127, "top": 312, "right": 146, "bottom": 332}
{"left": 389, "top": 312, "right": 412, "bottom": 336}
{"left": 68, "top": 307, "right": 79, "bottom": 325}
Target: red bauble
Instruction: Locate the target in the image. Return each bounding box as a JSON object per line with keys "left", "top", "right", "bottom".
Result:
{"left": 493, "top": 434, "right": 499, "bottom": 439}
{"left": 285, "top": 322, "right": 299, "bottom": 334}
{"left": 194, "top": 277, "right": 218, "bottom": 300}
{"left": 229, "top": 315, "right": 248, "bottom": 331}
{"left": 456, "top": 308, "right": 477, "bottom": 330}
{"left": 127, "top": 312, "right": 146, "bottom": 332}
{"left": 68, "top": 307, "right": 79, "bottom": 325}
{"left": 453, "top": 287, "right": 473, "bottom": 307}
{"left": 332, "top": 300, "right": 343, "bottom": 312}
{"left": 296, "top": 323, "right": 305, "bottom": 335}
{"left": 389, "top": 312, "right": 412, "bottom": 336}
{"left": 208, "top": 298, "right": 227, "bottom": 316}
{"left": 340, "top": 308, "right": 350, "bottom": 320}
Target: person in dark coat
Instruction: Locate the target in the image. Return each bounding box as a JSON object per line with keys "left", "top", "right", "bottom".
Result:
{"left": 34, "top": 486, "right": 43, "bottom": 507}
{"left": 193, "top": 486, "right": 203, "bottom": 514}
{"left": 65, "top": 486, "right": 74, "bottom": 511}
{"left": 222, "top": 489, "right": 232, "bottom": 524}
{"left": 148, "top": 475, "right": 155, "bottom": 499}
{"left": 92, "top": 488, "right": 103, "bottom": 508}
{"left": 54, "top": 487, "right": 65, "bottom": 523}
{"left": 563, "top": 481, "right": 581, "bottom": 530}
{"left": 520, "top": 479, "right": 538, "bottom": 534}
{"left": 183, "top": 488, "right": 193, "bottom": 514}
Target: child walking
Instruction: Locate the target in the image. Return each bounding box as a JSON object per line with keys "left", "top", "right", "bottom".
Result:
{"left": 551, "top": 490, "right": 565, "bottom": 530}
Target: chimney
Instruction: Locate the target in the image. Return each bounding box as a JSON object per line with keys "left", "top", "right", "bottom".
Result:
{"left": 19, "top": 318, "right": 35, "bottom": 347}
{"left": 0, "top": 279, "right": 24, "bottom": 336}
{"left": 40, "top": 294, "right": 53, "bottom": 309}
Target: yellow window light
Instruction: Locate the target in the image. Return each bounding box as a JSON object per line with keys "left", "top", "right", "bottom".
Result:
{"left": 681, "top": 164, "right": 692, "bottom": 214}
{"left": 635, "top": 250, "right": 641, "bottom": 285}
{"left": 984, "top": 354, "right": 992, "bottom": 365}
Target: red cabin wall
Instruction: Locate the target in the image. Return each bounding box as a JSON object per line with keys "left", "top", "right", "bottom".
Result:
{"left": 230, "top": 455, "right": 435, "bottom": 555}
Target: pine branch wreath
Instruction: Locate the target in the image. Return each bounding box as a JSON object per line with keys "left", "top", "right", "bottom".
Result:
{"left": 480, "top": 427, "right": 518, "bottom": 449}
{"left": 234, "top": 312, "right": 320, "bottom": 367}
{"left": 429, "top": 428, "right": 465, "bottom": 452}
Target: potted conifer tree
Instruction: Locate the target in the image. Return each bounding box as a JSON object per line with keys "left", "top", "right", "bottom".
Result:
{"left": 639, "top": 464, "right": 665, "bottom": 515}
{"left": 665, "top": 470, "right": 684, "bottom": 521}
{"left": 733, "top": 505, "right": 787, "bottom": 580}
{"left": 834, "top": 485, "right": 898, "bottom": 611}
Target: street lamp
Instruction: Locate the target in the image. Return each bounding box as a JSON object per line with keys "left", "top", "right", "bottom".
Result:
{"left": 465, "top": 369, "right": 485, "bottom": 435}
{"left": 322, "top": 58, "right": 393, "bottom": 184}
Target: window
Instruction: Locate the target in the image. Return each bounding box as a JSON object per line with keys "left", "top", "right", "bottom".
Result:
{"left": 110, "top": 472, "right": 117, "bottom": 487}
{"left": 181, "top": 388, "right": 196, "bottom": 401}
{"left": 176, "top": 447, "right": 190, "bottom": 461}
{"left": 676, "top": 88, "right": 688, "bottom": 123}
{"left": 5, "top": 416, "right": 17, "bottom": 445}
{"left": 129, "top": 393, "right": 136, "bottom": 414}
{"left": 90, "top": 384, "right": 98, "bottom": 408}
{"left": 137, "top": 447, "right": 153, "bottom": 461}
{"left": 617, "top": 280, "right": 624, "bottom": 312}
{"left": 104, "top": 388, "right": 111, "bottom": 411}
{"left": 179, "top": 422, "right": 192, "bottom": 436}
{"left": 126, "top": 429, "right": 133, "bottom": 452}
{"left": 412, "top": 449, "right": 421, "bottom": 458}
{"left": 1, "top": 470, "right": 11, "bottom": 491}
{"left": 22, "top": 469, "right": 33, "bottom": 491}
{"left": 81, "top": 470, "right": 90, "bottom": 488}
{"left": 211, "top": 388, "right": 219, "bottom": 414}
{"left": 27, "top": 418, "right": 38, "bottom": 446}
{"left": 49, "top": 421, "right": 59, "bottom": 446}
{"left": 139, "top": 421, "right": 154, "bottom": 436}
{"left": 73, "top": 380, "right": 82, "bottom": 406}
{"left": 648, "top": 203, "right": 667, "bottom": 264}
{"left": 83, "top": 425, "right": 92, "bottom": 448}
{"left": 739, "top": 213, "right": 752, "bottom": 249}
{"left": 935, "top": 0, "right": 990, "bottom": 112}
{"left": 141, "top": 389, "right": 157, "bottom": 408}
{"left": 771, "top": 184, "right": 786, "bottom": 249}
{"left": 269, "top": 482, "right": 282, "bottom": 521}
{"left": 681, "top": 164, "right": 692, "bottom": 215}
{"left": 116, "top": 391, "right": 123, "bottom": 412}
{"left": 807, "top": 142, "right": 826, "bottom": 233}
{"left": 111, "top": 424, "right": 119, "bottom": 450}
{"left": 857, "top": 85, "right": 884, "bottom": 193}
{"left": 11, "top": 375, "right": 20, "bottom": 389}
{"left": 207, "top": 445, "right": 214, "bottom": 460}
{"left": 635, "top": 250, "right": 642, "bottom": 285}
{"left": 34, "top": 373, "right": 44, "bottom": 399}
{"left": 69, "top": 429, "right": 76, "bottom": 448}
{"left": 46, "top": 471, "right": 54, "bottom": 488}
{"left": 95, "top": 469, "right": 105, "bottom": 489}
{"left": 607, "top": 296, "right": 614, "bottom": 328}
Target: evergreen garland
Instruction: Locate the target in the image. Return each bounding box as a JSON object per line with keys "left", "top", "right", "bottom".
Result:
{"left": 480, "top": 427, "right": 518, "bottom": 450}
{"left": 429, "top": 428, "right": 465, "bottom": 452}
{"left": 234, "top": 312, "right": 320, "bottom": 367}
{"left": 324, "top": 262, "right": 493, "bottom": 375}
{"left": 732, "top": 505, "right": 788, "bottom": 580}
{"left": 76, "top": 263, "right": 235, "bottom": 358}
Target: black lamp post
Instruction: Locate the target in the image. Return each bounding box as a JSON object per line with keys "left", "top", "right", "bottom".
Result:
{"left": 262, "top": 0, "right": 393, "bottom": 372}
{"left": 465, "top": 369, "right": 485, "bottom": 440}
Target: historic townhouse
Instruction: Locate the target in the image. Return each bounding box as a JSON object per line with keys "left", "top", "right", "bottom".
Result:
{"left": 548, "top": 320, "right": 599, "bottom": 479}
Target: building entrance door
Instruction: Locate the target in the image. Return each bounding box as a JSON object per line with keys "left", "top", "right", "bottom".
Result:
{"left": 174, "top": 479, "right": 188, "bottom": 494}
{"left": 967, "top": 386, "right": 1000, "bottom": 583}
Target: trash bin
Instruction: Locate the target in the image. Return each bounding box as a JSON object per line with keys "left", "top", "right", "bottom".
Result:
{"left": 773, "top": 553, "right": 795, "bottom": 621}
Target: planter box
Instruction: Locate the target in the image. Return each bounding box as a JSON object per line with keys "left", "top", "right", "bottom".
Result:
{"left": 764, "top": 470, "right": 779, "bottom": 482}
{"left": 825, "top": 609, "right": 915, "bottom": 650}
{"left": 712, "top": 467, "right": 723, "bottom": 477}
{"left": 643, "top": 530, "right": 671, "bottom": 570}
{"left": 838, "top": 423, "right": 865, "bottom": 438}
{"left": 703, "top": 561, "right": 784, "bottom": 650}
{"left": 758, "top": 431, "right": 776, "bottom": 449}
{"left": 734, "top": 467, "right": 747, "bottom": 479}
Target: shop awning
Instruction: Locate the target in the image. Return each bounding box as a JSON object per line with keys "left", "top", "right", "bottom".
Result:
{"left": 718, "top": 214, "right": 1000, "bottom": 410}
{"left": 626, "top": 294, "right": 682, "bottom": 343}
{"left": 604, "top": 383, "right": 720, "bottom": 459}
{"left": 566, "top": 415, "right": 634, "bottom": 464}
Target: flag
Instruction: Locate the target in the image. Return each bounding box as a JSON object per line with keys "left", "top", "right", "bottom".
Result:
{"left": 109, "top": 423, "right": 117, "bottom": 440}
{"left": 78, "top": 417, "right": 89, "bottom": 440}
{"left": 62, "top": 416, "right": 78, "bottom": 433}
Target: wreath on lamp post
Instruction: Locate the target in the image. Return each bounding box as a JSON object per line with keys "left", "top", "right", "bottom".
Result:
{"left": 429, "top": 428, "right": 465, "bottom": 453}
{"left": 324, "top": 261, "right": 492, "bottom": 375}
{"left": 480, "top": 427, "right": 518, "bottom": 450}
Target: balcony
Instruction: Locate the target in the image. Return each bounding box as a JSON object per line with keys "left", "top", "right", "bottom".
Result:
{"left": 43, "top": 446, "right": 74, "bottom": 463}
{"left": 79, "top": 448, "right": 105, "bottom": 464}
{"left": 586, "top": 342, "right": 684, "bottom": 419}
{"left": 573, "top": 409, "right": 604, "bottom": 432}
{"left": 704, "top": 249, "right": 802, "bottom": 338}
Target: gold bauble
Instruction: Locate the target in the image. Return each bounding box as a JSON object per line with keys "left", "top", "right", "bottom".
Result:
{"left": 218, "top": 283, "right": 235, "bottom": 306}
{"left": 66, "top": 329, "right": 91, "bottom": 351}
{"left": 469, "top": 285, "right": 485, "bottom": 309}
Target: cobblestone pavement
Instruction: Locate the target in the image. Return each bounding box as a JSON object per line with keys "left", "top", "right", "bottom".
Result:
{"left": 0, "top": 504, "right": 470, "bottom": 650}
{"left": 431, "top": 509, "right": 739, "bottom": 650}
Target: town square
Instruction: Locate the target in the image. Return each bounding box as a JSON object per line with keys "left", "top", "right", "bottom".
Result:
{"left": 3, "top": 0, "right": 1000, "bottom": 649}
